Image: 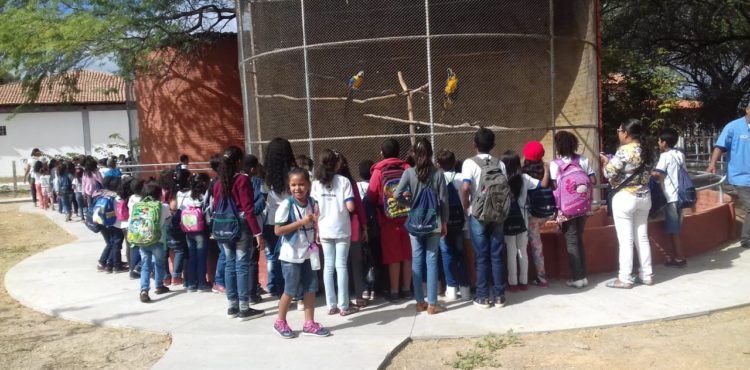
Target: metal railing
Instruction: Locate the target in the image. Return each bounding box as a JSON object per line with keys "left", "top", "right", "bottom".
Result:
{"left": 593, "top": 170, "right": 727, "bottom": 207}
{"left": 118, "top": 162, "right": 212, "bottom": 176}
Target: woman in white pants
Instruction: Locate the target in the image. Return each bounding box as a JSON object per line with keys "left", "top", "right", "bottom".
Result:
{"left": 601, "top": 119, "right": 654, "bottom": 288}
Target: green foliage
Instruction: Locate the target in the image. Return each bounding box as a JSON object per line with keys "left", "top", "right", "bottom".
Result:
{"left": 603, "top": 0, "right": 750, "bottom": 129}
{"left": 0, "top": 1, "right": 235, "bottom": 103}
{"left": 446, "top": 331, "right": 521, "bottom": 370}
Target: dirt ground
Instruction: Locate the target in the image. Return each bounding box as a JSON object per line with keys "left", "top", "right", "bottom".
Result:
{"left": 0, "top": 204, "right": 170, "bottom": 369}
{"left": 388, "top": 190, "right": 750, "bottom": 370}
{"left": 387, "top": 306, "right": 750, "bottom": 370}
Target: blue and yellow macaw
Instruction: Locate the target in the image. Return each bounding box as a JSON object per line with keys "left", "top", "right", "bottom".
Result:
{"left": 344, "top": 70, "right": 364, "bottom": 118}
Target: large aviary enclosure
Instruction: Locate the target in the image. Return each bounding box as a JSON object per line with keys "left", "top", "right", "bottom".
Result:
{"left": 237, "top": 0, "right": 600, "bottom": 171}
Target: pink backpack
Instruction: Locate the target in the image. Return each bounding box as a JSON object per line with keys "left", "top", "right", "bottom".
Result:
{"left": 553, "top": 156, "right": 592, "bottom": 218}
{"left": 180, "top": 205, "right": 205, "bottom": 232}
{"left": 115, "top": 199, "right": 129, "bottom": 221}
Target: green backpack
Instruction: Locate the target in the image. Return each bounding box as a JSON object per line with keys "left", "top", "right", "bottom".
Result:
{"left": 127, "top": 197, "right": 162, "bottom": 247}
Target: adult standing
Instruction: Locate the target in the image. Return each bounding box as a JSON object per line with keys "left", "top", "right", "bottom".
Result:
{"left": 601, "top": 119, "right": 654, "bottom": 289}
{"left": 24, "top": 148, "right": 42, "bottom": 207}
{"left": 707, "top": 103, "right": 750, "bottom": 249}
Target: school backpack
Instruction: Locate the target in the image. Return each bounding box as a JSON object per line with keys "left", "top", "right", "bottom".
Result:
{"left": 127, "top": 197, "right": 162, "bottom": 247}
{"left": 180, "top": 204, "right": 205, "bottom": 232}
{"left": 212, "top": 195, "right": 241, "bottom": 243}
{"left": 503, "top": 199, "right": 527, "bottom": 235}
{"left": 115, "top": 198, "right": 129, "bottom": 221}
{"left": 274, "top": 196, "right": 316, "bottom": 251}
{"left": 164, "top": 207, "right": 185, "bottom": 248}
{"left": 380, "top": 163, "right": 410, "bottom": 219}
{"left": 527, "top": 187, "right": 557, "bottom": 218}
{"left": 667, "top": 154, "right": 696, "bottom": 209}
{"left": 84, "top": 200, "right": 102, "bottom": 233}
{"left": 58, "top": 174, "right": 72, "bottom": 194}
{"left": 92, "top": 195, "right": 117, "bottom": 226}
{"left": 469, "top": 156, "right": 511, "bottom": 224}
{"left": 405, "top": 177, "right": 440, "bottom": 236}
{"left": 251, "top": 176, "right": 266, "bottom": 216}
{"left": 446, "top": 174, "right": 465, "bottom": 233}
{"left": 553, "top": 156, "right": 592, "bottom": 218}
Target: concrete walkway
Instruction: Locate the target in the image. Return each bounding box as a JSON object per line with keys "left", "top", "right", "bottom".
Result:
{"left": 6, "top": 203, "right": 750, "bottom": 369}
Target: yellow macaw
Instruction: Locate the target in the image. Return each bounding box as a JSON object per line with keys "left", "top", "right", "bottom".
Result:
{"left": 443, "top": 68, "right": 458, "bottom": 109}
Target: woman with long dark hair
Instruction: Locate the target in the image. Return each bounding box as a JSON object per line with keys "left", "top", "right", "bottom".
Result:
{"left": 213, "top": 145, "right": 266, "bottom": 320}
{"left": 262, "top": 138, "right": 297, "bottom": 298}
{"left": 394, "top": 138, "right": 449, "bottom": 315}
{"left": 601, "top": 118, "right": 654, "bottom": 289}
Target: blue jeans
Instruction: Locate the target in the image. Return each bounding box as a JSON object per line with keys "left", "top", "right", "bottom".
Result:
{"left": 99, "top": 226, "right": 124, "bottom": 267}
{"left": 75, "top": 192, "right": 85, "bottom": 219}
{"left": 186, "top": 232, "right": 209, "bottom": 289}
{"left": 410, "top": 233, "right": 440, "bottom": 305}
{"left": 439, "top": 230, "right": 469, "bottom": 288}
{"left": 139, "top": 245, "right": 167, "bottom": 292}
{"left": 468, "top": 216, "right": 506, "bottom": 299}
{"left": 221, "top": 224, "right": 253, "bottom": 307}
{"left": 167, "top": 237, "right": 186, "bottom": 278}
{"left": 59, "top": 192, "right": 72, "bottom": 215}
{"left": 322, "top": 237, "right": 351, "bottom": 309}
{"left": 281, "top": 259, "right": 318, "bottom": 296}
{"left": 215, "top": 243, "right": 225, "bottom": 286}
{"left": 263, "top": 225, "right": 283, "bottom": 297}
{"left": 130, "top": 246, "right": 141, "bottom": 272}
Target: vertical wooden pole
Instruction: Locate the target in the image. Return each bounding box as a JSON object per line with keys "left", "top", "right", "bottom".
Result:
{"left": 397, "top": 71, "right": 416, "bottom": 145}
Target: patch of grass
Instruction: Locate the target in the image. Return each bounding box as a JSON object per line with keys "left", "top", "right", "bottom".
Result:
{"left": 446, "top": 331, "right": 522, "bottom": 370}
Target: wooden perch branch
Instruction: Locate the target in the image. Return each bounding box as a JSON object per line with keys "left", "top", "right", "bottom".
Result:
{"left": 363, "top": 114, "right": 598, "bottom": 132}
{"left": 256, "top": 84, "right": 428, "bottom": 104}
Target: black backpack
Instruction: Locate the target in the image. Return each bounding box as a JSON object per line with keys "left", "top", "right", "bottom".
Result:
{"left": 527, "top": 187, "right": 557, "bottom": 218}
{"left": 503, "top": 199, "right": 527, "bottom": 235}
{"left": 446, "top": 174, "right": 465, "bottom": 233}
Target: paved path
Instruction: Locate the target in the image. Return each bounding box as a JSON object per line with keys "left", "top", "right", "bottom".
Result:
{"left": 6, "top": 204, "right": 750, "bottom": 369}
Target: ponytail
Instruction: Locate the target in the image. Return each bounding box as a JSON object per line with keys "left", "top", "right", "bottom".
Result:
{"left": 218, "top": 146, "right": 243, "bottom": 198}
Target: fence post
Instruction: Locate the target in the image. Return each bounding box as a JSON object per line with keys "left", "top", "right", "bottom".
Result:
{"left": 12, "top": 160, "right": 17, "bottom": 197}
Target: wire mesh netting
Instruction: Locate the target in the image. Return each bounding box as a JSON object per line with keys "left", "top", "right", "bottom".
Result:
{"left": 238, "top": 0, "right": 599, "bottom": 178}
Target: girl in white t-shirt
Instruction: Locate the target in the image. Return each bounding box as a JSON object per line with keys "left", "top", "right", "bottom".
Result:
{"left": 502, "top": 151, "right": 549, "bottom": 292}
{"left": 272, "top": 168, "right": 330, "bottom": 338}
{"left": 312, "top": 149, "right": 357, "bottom": 316}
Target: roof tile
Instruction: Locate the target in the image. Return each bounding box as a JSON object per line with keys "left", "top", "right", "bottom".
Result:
{"left": 0, "top": 70, "right": 126, "bottom": 106}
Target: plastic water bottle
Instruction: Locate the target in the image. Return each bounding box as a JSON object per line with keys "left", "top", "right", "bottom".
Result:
{"left": 309, "top": 243, "right": 321, "bottom": 270}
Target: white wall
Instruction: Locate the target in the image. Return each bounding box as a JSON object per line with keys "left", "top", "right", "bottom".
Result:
{"left": 89, "top": 110, "right": 131, "bottom": 159}
{"left": 0, "top": 109, "right": 131, "bottom": 178}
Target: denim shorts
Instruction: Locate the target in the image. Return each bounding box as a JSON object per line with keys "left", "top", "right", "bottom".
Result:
{"left": 281, "top": 259, "right": 317, "bottom": 296}
{"left": 664, "top": 202, "right": 683, "bottom": 234}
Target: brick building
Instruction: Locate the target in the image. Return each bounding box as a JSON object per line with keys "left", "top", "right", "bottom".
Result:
{"left": 135, "top": 34, "right": 244, "bottom": 166}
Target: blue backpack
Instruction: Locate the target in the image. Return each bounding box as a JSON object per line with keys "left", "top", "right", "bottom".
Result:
{"left": 212, "top": 195, "right": 241, "bottom": 243}
{"left": 251, "top": 176, "right": 266, "bottom": 216}
{"left": 405, "top": 178, "right": 439, "bottom": 236}
{"left": 666, "top": 155, "right": 696, "bottom": 209}
{"left": 85, "top": 199, "right": 102, "bottom": 233}
{"left": 446, "top": 174, "right": 465, "bottom": 233}
{"left": 92, "top": 195, "right": 117, "bottom": 226}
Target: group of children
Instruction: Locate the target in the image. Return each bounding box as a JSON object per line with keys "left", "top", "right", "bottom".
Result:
{"left": 30, "top": 124, "right": 691, "bottom": 339}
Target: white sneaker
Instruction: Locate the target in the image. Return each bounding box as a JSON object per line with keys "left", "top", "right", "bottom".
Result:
{"left": 565, "top": 279, "right": 586, "bottom": 288}
{"left": 445, "top": 286, "right": 458, "bottom": 301}
{"left": 459, "top": 286, "right": 471, "bottom": 301}
{"left": 297, "top": 301, "right": 304, "bottom": 311}
{"left": 582, "top": 278, "right": 589, "bottom": 287}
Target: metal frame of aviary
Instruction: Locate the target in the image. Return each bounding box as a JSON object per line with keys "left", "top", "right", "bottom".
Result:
{"left": 236, "top": 0, "right": 601, "bottom": 174}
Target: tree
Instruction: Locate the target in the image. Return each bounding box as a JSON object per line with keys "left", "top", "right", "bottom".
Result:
{"left": 603, "top": 0, "right": 750, "bottom": 129}
{"left": 0, "top": 1, "right": 236, "bottom": 103}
